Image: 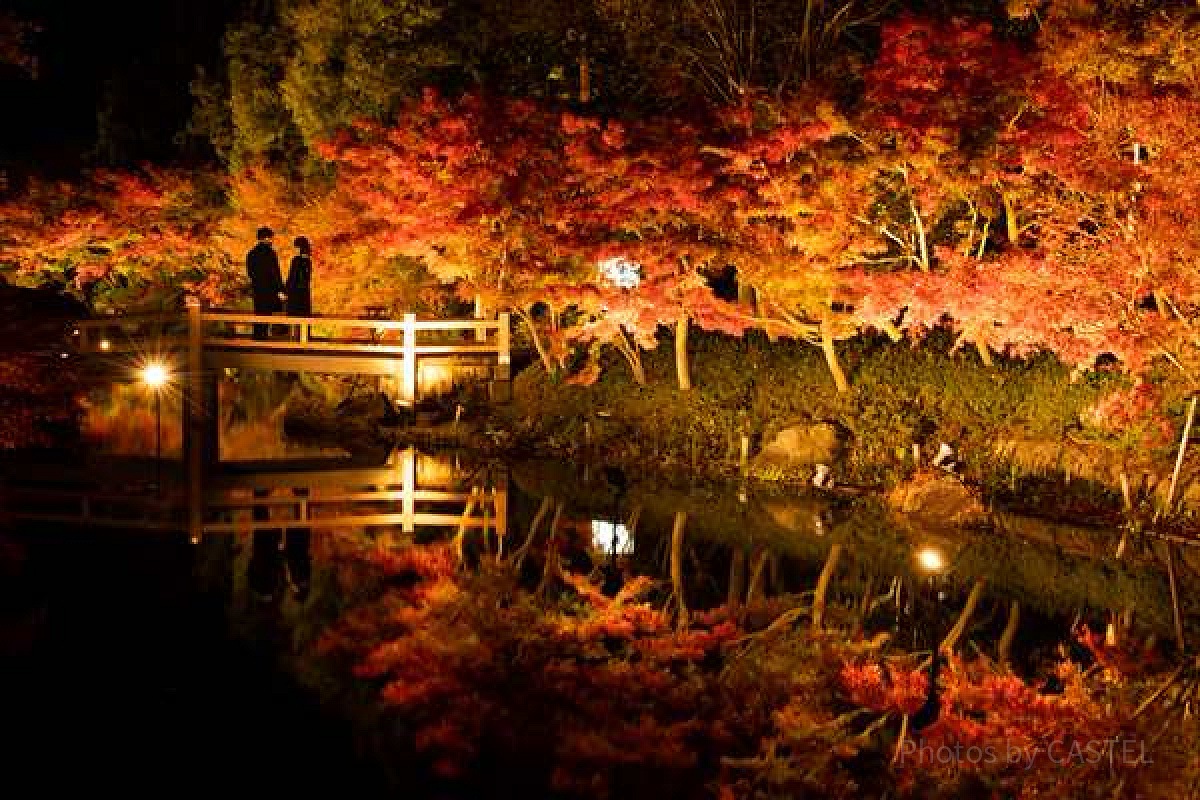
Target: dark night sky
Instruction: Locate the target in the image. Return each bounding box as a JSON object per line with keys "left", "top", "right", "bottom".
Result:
{"left": 0, "top": 0, "right": 243, "bottom": 171}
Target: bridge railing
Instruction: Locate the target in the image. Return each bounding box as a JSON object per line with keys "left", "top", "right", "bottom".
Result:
{"left": 72, "top": 304, "right": 512, "bottom": 406}
{"left": 73, "top": 312, "right": 186, "bottom": 355}
{"left": 74, "top": 308, "right": 510, "bottom": 356}
{"left": 2, "top": 450, "right": 508, "bottom": 539}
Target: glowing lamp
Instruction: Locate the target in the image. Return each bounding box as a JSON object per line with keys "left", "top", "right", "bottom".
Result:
{"left": 916, "top": 546, "right": 945, "bottom": 574}
{"left": 598, "top": 256, "right": 641, "bottom": 289}
{"left": 142, "top": 363, "right": 169, "bottom": 389}
{"left": 99, "top": 339, "right": 111, "bottom": 351}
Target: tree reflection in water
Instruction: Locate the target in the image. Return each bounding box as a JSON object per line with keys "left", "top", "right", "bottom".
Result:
{"left": 215, "top": 463, "right": 1200, "bottom": 799}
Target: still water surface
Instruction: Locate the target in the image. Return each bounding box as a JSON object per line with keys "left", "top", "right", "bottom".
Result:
{"left": 1, "top": 380, "right": 1192, "bottom": 795}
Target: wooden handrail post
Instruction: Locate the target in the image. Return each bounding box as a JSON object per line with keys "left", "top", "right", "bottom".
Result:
{"left": 402, "top": 313, "right": 417, "bottom": 407}
{"left": 492, "top": 311, "right": 512, "bottom": 402}
{"left": 474, "top": 294, "right": 485, "bottom": 342}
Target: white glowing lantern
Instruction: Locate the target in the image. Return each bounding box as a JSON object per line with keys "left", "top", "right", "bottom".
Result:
{"left": 598, "top": 257, "right": 641, "bottom": 289}
{"left": 591, "top": 519, "right": 634, "bottom": 555}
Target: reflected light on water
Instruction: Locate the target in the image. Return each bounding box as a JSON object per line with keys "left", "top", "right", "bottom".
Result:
{"left": 916, "top": 546, "right": 946, "bottom": 574}
{"left": 415, "top": 451, "right": 460, "bottom": 486}
{"left": 591, "top": 519, "right": 634, "bottom": 555}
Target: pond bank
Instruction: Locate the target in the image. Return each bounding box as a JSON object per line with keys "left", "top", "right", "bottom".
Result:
{"left": 493, "top": 327, "right": 1200, "bottom": 522}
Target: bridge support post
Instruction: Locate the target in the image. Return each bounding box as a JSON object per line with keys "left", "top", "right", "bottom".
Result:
{"left": 491, "top": 311, "right": 511, "bottom": 403}
{"left": 401, "top": 313, "right": 417, "bottom": 408}
{"left": 474, "top": 294, "right": 486, "bottom": 343}
{"left": 183, "top": 296, "right": 217, "bottom": 543}
{"left": 401, "top": 447, "right": 416, "bottom": 533}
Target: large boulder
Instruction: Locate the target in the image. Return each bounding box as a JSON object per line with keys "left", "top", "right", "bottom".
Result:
{"left": 754, "top": 422, "right": 848, "bottom": 471}
{"left": 886, "top": 469, "right": 985, "bottom": 525}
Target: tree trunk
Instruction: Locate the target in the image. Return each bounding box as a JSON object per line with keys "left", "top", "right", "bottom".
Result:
{"left": 625, "top": 503, "right": 642, "bottom": 538}
{"left": 738, "top": 282, "right": 757, "bottom": 313}
{"left": 1165, "top": 394, "right": 1197, "bottom": 516}
{"left": 675, "top": 311, "right": 692, "bottom": 391}
{"left": 855, "top": 572, "right": 877, "bottom": 633}
{"left": 747, "top": 548, "right": 769, "bottom": 603}
{"left": 975, "top": 337, "right": 993, "bottom": 368}
{"left": 811, "top": 543, "right": 844, "bottom": 632}
{"left": 727, "top": 548, "right": 746, "bottom": 613}
{"left": 513, "top": 495, "right": 554, "bottom": 572}
{"left": 670, "top": 511, "right": 689, "bottom": 628}
{"left": 1002, "top": 191, "right": 1019, "bottom": 245}
{"left": 612, "top": 329, "right": 646, "bottom": 385}
{"left": 940, "top": 578, "right": 986, "bottom": 654}
{"left": 997, "top": 600, "right": 1020, "bottom": 665}
{"left": 820, "top": 323, "right": 850, "bottom": 393}
{"left": 453, "top": 487, "right": 480, "bottom": 566}
{"left": 518, "top": 308, "right": 556, "bottom": 375}
{"left": 1166, "top": 544, "right": 1187, "bottom": 654}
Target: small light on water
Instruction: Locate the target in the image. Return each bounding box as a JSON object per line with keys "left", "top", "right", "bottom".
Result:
{"left": 916, "top": 546, "right": 945, "bottom": 574}
{"left": 592, "top": 519, "right": 634, "bottom": 555}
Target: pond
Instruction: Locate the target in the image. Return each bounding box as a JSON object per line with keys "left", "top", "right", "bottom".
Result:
{"left": 2, "top": 375, "right": 1197, "bottom": 798}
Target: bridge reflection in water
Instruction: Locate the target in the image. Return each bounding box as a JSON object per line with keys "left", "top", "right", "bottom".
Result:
{"left": 0, "top": 447, "right": 507, "bottom": 544}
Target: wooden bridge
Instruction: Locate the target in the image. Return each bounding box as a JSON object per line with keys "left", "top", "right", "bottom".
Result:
{"left": 74, "top": 300, "right": 511, "bottom": 407}
{"left": 1, "top": 448, "right": 507, "bottom": 542}
{"left": 70, "top": 300, "right": 512, "bottom": 528}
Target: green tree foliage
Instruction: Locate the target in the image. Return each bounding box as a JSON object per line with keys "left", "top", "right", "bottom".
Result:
{"left": 193, "top": 0, "right": 457, "bottom": 169}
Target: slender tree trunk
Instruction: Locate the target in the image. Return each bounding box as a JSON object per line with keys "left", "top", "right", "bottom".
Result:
{"left": 675, "top": 311, "right": 692, "bottom": 391}
{"left": 1166, "top": 544, "right": 1186, "bottom": 653}
{"left": 670, "top": 511, "right": 689, "bottom": 628}
{"left": 535, "top": 500, "right": 566, "bottom": 597}
{"left": 975, "top": 337, "right": 993, "bottom": 368}
{"left": 453, "top": 487, "right": 480, "bottom": 566}
{"left": 517, "top": 308, "right": 556, "bottom": 375}
{"left": 1154, "top": 288, "right": 1175, "bottom": 319}
{"left": 1002, "top": 191, "right": 1019, "bottom": 245}
{"left": 513, "top": 495, "right": 554, "bottom": 573}
{"left": 625, "top": 503, "right": 642, "bottom": 537}
{"left": 820, "top": 322, "right": 850, "bottom": 393}
{"left": 998, "top": 600, "right": 1020, "bottom": 665}
{"left": 747, "top": 548, "right": 769, "bottom": 603}
{"left": 738, "top": 282, "right": 757, "bottom": 313}
{"left": 812, "top": 543, "right": 844, "bottom": 632}
{"left": 612, "top": 329, "right": 646, "bottom": 385}
{"left": 880, "top": 320, "right": 903, "bottom": 342}
{"left": 940, "top": 578, "right": 986, "bottom": 654}
{"left": 855, "top": 573, "right": 877, "bottom": 633}
{"left": 911, "top": 198, "right": 929, "bottom": 272}
{"left": 1165, "top": 394, "right": 1196, "bottom": 516}
{"left": 728, "top": 548, "right": 746, "bottom": 613}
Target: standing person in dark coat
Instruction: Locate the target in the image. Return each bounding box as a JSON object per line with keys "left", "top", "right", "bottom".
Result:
{"left": 246, "top": 226, "right": 285, "bottom": 340}
{"left": 286, "top": 236, "right": 313, "bottom": 341}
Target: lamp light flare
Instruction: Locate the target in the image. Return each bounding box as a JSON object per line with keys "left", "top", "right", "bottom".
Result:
{"left": 99, "top": 339, "right": 111, "bottom": 351}
{"left": 142, "top": 363, "right": 169, "bottom": 388}
{"left": 916, "top": 546, "right": 945, "bottom": 573}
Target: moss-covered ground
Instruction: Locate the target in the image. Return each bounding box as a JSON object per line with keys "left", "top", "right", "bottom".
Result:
{"left": 503, "top": 326, "right": 1198, "bottom": 520}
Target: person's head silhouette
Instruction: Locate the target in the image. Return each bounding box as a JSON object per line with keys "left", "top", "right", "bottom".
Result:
{"left": 257, "top": 226, "right": 274, "bottom": 242}
{"left": 294, "top": 236, "right": 311, "bottom": 255}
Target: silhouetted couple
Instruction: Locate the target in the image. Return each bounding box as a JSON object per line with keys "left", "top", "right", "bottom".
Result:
{"left": 246, "top": 227, "right": 312, "bottom": 340}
